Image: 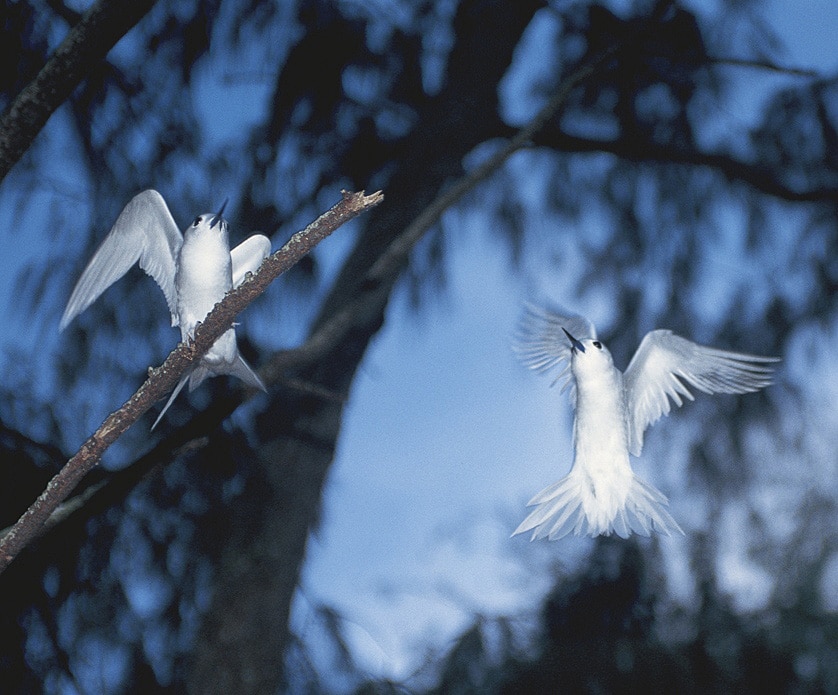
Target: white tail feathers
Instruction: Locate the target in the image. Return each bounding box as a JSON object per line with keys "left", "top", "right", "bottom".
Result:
{"left": 151, "top": 355, "right": 266, "bottom": 430}
{"left": 222, "top": 354, "right": 266, "bottom": 392}
{"left": 513, "top": 471, "right": 683, "bottom": 540}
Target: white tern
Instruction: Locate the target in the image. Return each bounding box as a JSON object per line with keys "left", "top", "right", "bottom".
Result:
{"left": 60, "top": 189, "right": 272, "bottom": 429}
{"left": 512, "top": 304, "right": 779, "bottom": 540}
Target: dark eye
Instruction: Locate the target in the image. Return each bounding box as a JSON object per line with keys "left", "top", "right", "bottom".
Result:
{"left": 192, "top": 216, "right": 202, "bottom": 227}
{"left": 593, "top": 341, "right": 602, "bottom": 349}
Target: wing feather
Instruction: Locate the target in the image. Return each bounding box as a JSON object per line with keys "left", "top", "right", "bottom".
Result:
{"left": 512, "top": 304, "right": 595, "bottom": 402}
{"left": 60, "top": 190, "right": 182, "bottom": 330}
{"left": 231, "top": 234, "right": 271, "bottom": 288}
{"left": 624, "top": 330, "right": 779, "bottom": 456}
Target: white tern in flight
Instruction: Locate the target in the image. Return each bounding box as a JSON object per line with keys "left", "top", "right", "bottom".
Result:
{"left": 60, "top": 189, "right": 272, "bottom": 429}
{"left": 512, "top": 304, "right": 779, "bottom": 540}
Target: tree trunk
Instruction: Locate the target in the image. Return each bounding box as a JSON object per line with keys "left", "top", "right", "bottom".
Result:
{"left": 186, "top": 1, "right": 542, "bottom": 691}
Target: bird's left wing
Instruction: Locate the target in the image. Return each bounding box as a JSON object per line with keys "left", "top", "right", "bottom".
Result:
{"left": 60, "top": 190, "right": 183, "bottom": 330}
{"left": 513, "top": 304, "right": 596, "bottom": 400}
{"left": 231, "top": 234, "right": 271, "bottom": 288}
{"left": 624, "top": 330, "right": 779, "bottom": 456}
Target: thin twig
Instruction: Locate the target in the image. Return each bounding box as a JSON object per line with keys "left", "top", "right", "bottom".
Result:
{"left": 0, "top": 189, "right": 383, "bottom": 574}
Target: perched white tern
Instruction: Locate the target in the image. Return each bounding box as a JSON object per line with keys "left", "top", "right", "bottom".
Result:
{"left": 513, "top": 304, "right": 779, "bottom": 540}
{"left": 60, "top": 189, "right": 272, "bottom": 429}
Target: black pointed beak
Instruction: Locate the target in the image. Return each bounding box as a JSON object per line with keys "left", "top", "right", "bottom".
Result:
{"left": 209, "top": 198, "right": 229, "bottom": 229}
{"left": 562, "top": 327, "right": 585, "bottom": 353}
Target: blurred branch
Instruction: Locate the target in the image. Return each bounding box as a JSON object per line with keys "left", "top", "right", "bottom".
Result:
{"left": 708, "top": 55, "right": 820, "bottom": 78}
{"left": 43, "top": 0, "right": 84, "bottom": 25}
{"left": 0, "top": 189, "right": 383, "bottom": 574}
{"left": 0, "top": 0, "right": 157, "bottom": 184}
{"left": 263, "top": 47, "right": 618, "bottom": 382}
{"left": 532, "top": 129, "right": 838, "bottom": 202}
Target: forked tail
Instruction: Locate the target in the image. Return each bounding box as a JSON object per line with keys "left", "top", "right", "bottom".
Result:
{"left": 150, "top": 355, "right": 266, "bottom": 430}
{"left": 513, "top": 472, "right": 683, "bottom": 540}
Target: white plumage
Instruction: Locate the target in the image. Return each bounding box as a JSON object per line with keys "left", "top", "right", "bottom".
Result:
{"left": 513, "top": 304, "right": 779, "bottom": 540}
{"left": 61, "top": 190, "right": 272, "bottom": 429}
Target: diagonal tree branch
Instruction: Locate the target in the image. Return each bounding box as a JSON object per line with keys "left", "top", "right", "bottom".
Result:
{"left": 0, "top": 0, "right": 160, "bottom": 184}
{"left": 0, "top": 189, "right": 383, "bottom": 574}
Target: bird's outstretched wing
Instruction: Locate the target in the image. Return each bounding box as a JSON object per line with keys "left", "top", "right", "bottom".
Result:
{"left": 512, "top": 304, "right": 596, "bottom": 398}
{"left": 624, "top": 330, "right": 779, "bottom": 456}
{"left": 231, "top": 234, "right": 271, "bottom": 287}
{"left": 60, "top": 190, "right": 183, "bottom": 330}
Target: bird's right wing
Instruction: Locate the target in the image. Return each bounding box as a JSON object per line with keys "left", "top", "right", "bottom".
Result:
{"left": 60, "top": 190, "right": 183, "bottom": 330}
{"left": 231, "top": 234, "right": 271, "bottom": 288}
{"left": 512, "top": 304, "right": 596, "bottom": 400}
{"left": 624, "top": 330, "right": 779, "bottom": 456}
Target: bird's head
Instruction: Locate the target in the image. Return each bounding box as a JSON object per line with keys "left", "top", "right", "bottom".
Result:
{"left": 187, "top": 198, "right": 229, "bottom": 238}
{"left": 562, "top": 327, "right": 614, "bottom": 373}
